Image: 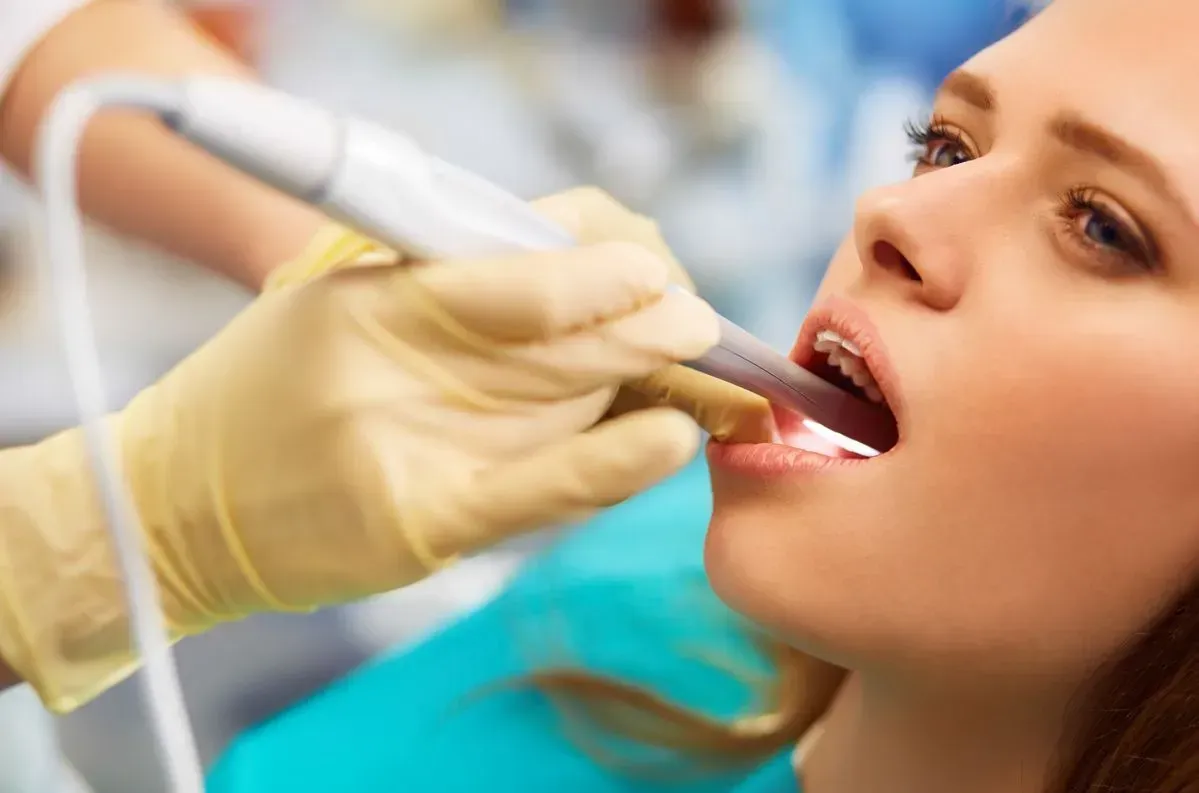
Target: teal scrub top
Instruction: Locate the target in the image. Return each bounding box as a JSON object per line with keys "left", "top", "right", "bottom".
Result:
{"left": 206, "top": 459, "right": 800, "bottom": 793}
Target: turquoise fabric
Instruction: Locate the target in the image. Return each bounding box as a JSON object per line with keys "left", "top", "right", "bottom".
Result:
{"left": 206, "top": 458, "right": 798, "bottom": 792}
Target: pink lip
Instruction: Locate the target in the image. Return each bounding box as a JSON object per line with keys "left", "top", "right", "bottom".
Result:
{"left": 706, "top": 434, "right": 860, "bottom": 477}
{"left": 707, "top": 295, "right": 905, "bottom": 479}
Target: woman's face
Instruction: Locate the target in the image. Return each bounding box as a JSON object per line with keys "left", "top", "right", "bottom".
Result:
{"left": 705, "top": 0, "right": 1199, "bottom": 688}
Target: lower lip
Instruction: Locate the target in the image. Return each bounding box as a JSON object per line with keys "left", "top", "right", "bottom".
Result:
{"left": 706, "top": 406, "right": 872, "bottom": 478}
{"left": 706, "top": 439, "right": 854, "bottom": 477}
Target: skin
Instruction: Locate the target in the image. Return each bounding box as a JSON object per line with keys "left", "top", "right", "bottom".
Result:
{"left": 704, "top": 1, "right": 1199, "bottom": 792}
{"left": 0, "top": 0, "right": 326, "bottom": 290}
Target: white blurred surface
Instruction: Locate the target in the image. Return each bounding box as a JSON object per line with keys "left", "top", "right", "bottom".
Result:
{"left": 0, "top": 686, "right": 93, "bottom": 793}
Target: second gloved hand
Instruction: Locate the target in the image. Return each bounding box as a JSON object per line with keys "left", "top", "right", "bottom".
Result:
{"left": 0, "top": 240, "right": 717, "bottom": 712}
{"left": 268, "top": 188, "right": 777, "bottom": 444}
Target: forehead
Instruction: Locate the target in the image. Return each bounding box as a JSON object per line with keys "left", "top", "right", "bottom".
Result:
{"left": 1007, "top": 0, "right": 1199, "bottom": 59}
{"left": 959, "top": 0, "right": 1199, "bottom": 192}
{"left": 968, "top": 0, "right": 1199, "bottom": 114}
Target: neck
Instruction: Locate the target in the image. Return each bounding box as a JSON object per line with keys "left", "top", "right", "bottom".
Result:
{"left": 800, "top": 671, "right": 1069, "bottom": 793}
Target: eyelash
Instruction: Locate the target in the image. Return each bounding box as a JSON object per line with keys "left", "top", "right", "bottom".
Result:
{"left": 904, "top": 115, "right": 973, "bottom": 168}
{"left": 902, "top": 116, "right": 1160, "bottom": 274}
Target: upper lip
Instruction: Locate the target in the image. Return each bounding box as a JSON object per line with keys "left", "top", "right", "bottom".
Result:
{"left": 790, "top": 295, "right": 906, "bottom": 437}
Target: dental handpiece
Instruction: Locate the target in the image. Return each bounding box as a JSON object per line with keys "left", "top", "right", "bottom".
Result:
{"left": 161, "top": 78, "right": 896, "bottom": 452}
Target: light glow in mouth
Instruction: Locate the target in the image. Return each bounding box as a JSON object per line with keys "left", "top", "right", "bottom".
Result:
{"left": 803, "top": 419, "right": 881, "bottom": 458}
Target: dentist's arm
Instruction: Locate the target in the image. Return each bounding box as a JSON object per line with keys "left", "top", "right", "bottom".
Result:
{"left": 0, "top": 190, "right": 721, "bottom": 711}
{"left": 0, "top": 0, "right": 326, "bottom": 290}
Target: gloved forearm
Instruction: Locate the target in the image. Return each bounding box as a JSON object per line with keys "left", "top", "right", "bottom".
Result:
{"left": 0, "top": 423, "right": 193, "bottom": 711}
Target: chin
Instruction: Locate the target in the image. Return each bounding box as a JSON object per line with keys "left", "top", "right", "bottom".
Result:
{"left": 702, "top": 470, "right": 835, "bottom": 650}
{"left": 701, "top": 460, "right": 914, "bottom": 671}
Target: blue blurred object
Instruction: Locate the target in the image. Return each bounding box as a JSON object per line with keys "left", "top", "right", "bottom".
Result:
{"left": 841, "top": 0, "right": 1025, "bottom": 87}
{"left": 745, "top": 0, "right": 1025, "bottom": 174}
{"left": 744, "top": 0, "right": 858, "bottom": 180}
{"left": 754, "top": 0, "right": 1024, "bottom": 89}
{"left": 206, "top": 458, "right": 797, "bottom": 792}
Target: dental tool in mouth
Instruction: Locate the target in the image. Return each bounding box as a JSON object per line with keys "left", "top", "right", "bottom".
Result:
{"left": 685, "top": 317, "right": 897, "bottom": 452}
{"left": 157, "top": 77, "right": 899, "bottom": 452}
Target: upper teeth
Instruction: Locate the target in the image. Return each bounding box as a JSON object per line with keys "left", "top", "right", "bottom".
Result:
{"left": 815, "top": 329, "right": 861, "bottom": 356}
{"left": 813, "top": 330, "right": 884, "bottom": 405}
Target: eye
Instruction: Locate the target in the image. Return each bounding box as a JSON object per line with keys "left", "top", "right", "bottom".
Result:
{"left": 1082, "top": 214, "right": 1125, "bottom": 248}
{"left": 904, "top": 116, "right": 975, "bottom": 172}
{"left": 1057, "top": 187, "right": 1160, "bottom": 274}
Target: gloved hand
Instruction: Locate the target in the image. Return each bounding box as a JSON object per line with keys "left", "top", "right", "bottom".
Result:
{"left": 0, "top": 231, "right": 719, "bottom": 713}
{"left": 268, "top": 188, "right": 776, "bottom": 444}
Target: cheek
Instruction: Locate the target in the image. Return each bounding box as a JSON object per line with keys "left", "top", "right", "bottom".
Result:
{"left": 881, "top": 314, "right": 1199, "bottom": 668}
{"left": 946, "top": 313, "right": 1199, "bottom": 524}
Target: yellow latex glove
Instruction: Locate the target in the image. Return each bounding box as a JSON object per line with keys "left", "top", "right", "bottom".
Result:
{"left": 268, "top": 188, "right": 775, "bottom": 445}
{"left": 0, "top": 231, "right": 719, "bottom": 712}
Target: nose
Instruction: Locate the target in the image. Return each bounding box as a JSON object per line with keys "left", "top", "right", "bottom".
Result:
{"left": 852, "top": 180, "right": 970, "bottom": 311}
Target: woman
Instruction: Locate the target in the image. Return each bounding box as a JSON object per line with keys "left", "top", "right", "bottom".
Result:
{"left": 707, "top": 0, "right": 1199, "bottom": 789}
{"left": 209, "top": 0, "right": 1199, "bottom": 791}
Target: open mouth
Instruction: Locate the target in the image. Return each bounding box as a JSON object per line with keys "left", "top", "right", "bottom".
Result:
{"left": 706, "top": 297, "right": 903, "bottom": 476}
{"left": 779, "top": 301, "right": 902, "bottom": 460}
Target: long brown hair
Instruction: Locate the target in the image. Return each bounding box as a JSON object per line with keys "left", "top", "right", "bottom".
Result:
{"left": 527, "top": 575, "right": 1199, "bottom": 791}
{"left": 1044, "top": 575, "right": 1199, "bottom": 793}
{"left": 530, "top": 642, "right": 844, "bottom": 772}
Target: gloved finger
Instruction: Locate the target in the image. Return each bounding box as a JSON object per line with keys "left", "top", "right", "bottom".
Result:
{"left": 612, "top": 365, "right": 777, "bottom": 444}
{"left": 391, "top": 241, "right": 673, "bottom": 343}
{"left": 407, "top": 287, "right": 721, "bottom": 403}
{"left": 494, "top": 287, "right": 721, "bottom": 397}
{"left": 421, "top": 407, "right": 701, "bottom": 556}
{"left": 534, "top": 187, "right": 697, "bottom": 292}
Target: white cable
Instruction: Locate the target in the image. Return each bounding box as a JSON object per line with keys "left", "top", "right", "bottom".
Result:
{"left": 36, "top": 75, "right": 203, "bottom": 793}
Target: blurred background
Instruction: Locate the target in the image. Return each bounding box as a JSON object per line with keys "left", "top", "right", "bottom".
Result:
{"left": 0, "top": 0, "right": 1031, "bottom": 790}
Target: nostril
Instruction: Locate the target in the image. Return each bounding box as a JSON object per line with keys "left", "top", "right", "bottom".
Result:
{"left": 871, "top": 240, "right": 922, "bottom": 283}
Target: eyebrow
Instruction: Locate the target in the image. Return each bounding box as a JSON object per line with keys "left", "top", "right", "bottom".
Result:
{"left": 940, "top": 70, "right": 994, "bottom": 112}
{"left": 937, "top": 70, "right": 1196, "bottom": 226}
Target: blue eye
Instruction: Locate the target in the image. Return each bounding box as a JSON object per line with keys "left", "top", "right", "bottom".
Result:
{"left": 1082, "top": 213, "right": 1128, "bottom": 249}
{"left": 1059, "top": 187, "right": 1159, "bottom": 273}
